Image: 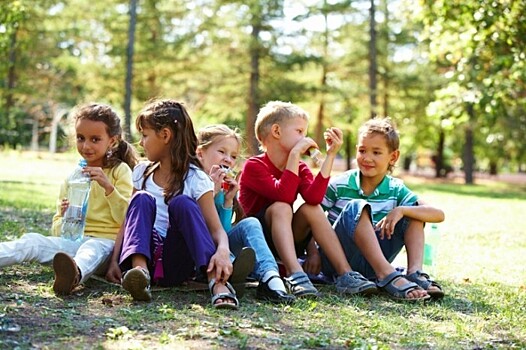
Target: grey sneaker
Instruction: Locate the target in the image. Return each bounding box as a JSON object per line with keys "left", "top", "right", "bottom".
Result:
{"left": 336, "top": 271, "right": 378, "bottom": 296}
{"left": 284, "top": 271, "right": 320, "bottom": 298}
{"left": 122, "top": 267, "right": 152, "bottom": 302}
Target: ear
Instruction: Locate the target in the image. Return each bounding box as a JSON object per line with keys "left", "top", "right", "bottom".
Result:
{"left": 270, "top": 124, "right": 281, "bottom": 138}
{"left": 196, "top": 146, "right": 203, "bottom": 159}
{"left": 389, "top": 149, "right": 400, "bottom": 166}
{"left": 109, "top": 135, "right": 119, "bottom": 148}
{"left": 160, "top": 127, "right": 172, "bottom": 144}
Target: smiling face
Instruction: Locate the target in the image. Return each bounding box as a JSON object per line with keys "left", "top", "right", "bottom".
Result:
{"left": 356, "top": 132, "right": 399, "bottom": 180}
{"left": 75, "top": 118, "right": 116, "bottom": 167}
{"left": 197, "top": 135, "right": 240, "bottom": 173}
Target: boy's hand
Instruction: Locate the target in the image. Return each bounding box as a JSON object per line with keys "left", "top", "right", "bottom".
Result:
{"left": 324, "top": 127, "right": 343, "bottom": 155}
{"left": 376, "top": 207, "right": 403, "bottom": 240}
{"left": 292, "top": 137, "right": 318, "bottom": 156}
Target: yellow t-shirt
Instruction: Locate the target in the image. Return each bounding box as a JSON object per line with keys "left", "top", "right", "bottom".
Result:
{"left": 51, "top": 162, "right": 133, "bottom": 240}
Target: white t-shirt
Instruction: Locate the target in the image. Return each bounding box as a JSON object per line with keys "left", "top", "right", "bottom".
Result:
{"left": 132, "top": 162, "right": 213, "bottom": 237}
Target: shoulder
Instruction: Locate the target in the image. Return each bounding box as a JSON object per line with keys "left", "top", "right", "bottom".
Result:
{"left": 132, "top": 161, "right": 151, "bottom": 184}
{"left": 330, "top": 169, "right": 355, "bottom": 185}
{"left": 187, "top": 164, "right": 210, "bottom": 180}
{"left": 386, "top": 175, "right": 406, "bottom": 189}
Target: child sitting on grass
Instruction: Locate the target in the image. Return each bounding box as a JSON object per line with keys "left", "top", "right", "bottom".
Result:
{"left": 238, "top": 100, "right": 378, "bottom": 298}
{"left": 320, "top": 117, "right": 445, "bottom": 300}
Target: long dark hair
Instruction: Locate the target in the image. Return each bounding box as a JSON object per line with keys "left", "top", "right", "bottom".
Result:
{"left": 73, "top": 103, "right": 138, "bottom": 170}
{"left": 135, "top": 99, "right": 202, "bottom": 202}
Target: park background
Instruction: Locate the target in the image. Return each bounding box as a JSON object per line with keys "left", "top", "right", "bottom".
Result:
{"left": 0, "top": 0, "right": 525, "bottom": 349}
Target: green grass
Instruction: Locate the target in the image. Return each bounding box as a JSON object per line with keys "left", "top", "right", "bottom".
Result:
{"left": 1, "top": 151, "right": 525, "bottom": 349}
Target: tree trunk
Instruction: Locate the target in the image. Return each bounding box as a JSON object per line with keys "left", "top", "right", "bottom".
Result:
{"left": 5, "top": 27, "right": 18, "bottom": 118}
{"left": 368, "top": 0, "right": 378, "bottom": 119}
{"left": 463, "top": 104, "right": 475, "bottom": 184}
{"left": 315, "top": 9, "right": 329, "bottom": 148}
{"left": 435, "top": 129, "right": 445, "bottom": 178}
{"left": 124, "top": 0, "right": 137, "bottom": 140}
{"left": 247, "top": 21, "right": 261, "bottom": 156}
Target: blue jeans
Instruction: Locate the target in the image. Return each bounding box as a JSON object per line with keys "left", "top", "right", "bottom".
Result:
{"left": 321, "top": 199, "right": 409, "bottom": 280}
{"left": 227, "top": 217, "right": 278, "bottom": 280}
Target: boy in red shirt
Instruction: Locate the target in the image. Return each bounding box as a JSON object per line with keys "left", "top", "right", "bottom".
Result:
{"left": 239, "top": 101, "right": 377, "bottom": 297}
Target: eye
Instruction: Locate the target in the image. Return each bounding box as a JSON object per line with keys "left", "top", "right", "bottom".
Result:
{"left": 76, "top": 135, "right": 85, "bottom": 142}
{"left": 218, "top": 149, "right": 225, "bottom": 154}
{"left": 91, "top": 137, "right": 101, "bottom": 143}
{"left": 231, "top": 155, "right": 238, "bottom": 160}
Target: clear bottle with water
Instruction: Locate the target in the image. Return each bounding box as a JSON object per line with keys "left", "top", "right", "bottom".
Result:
{"left": 423, "top": 223, "right": 440, "bottom": 274}
{"left": 61, "top": 159, "right": 91, "bottom": 242}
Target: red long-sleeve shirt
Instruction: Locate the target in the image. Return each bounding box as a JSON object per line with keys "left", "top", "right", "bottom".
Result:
{"left": 239, "top": 153, "right": 330, "bottom": 216}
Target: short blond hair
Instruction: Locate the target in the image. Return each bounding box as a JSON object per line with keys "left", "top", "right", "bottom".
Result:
{"left": 255, "top": 101, "right": 309, "bottom": 150}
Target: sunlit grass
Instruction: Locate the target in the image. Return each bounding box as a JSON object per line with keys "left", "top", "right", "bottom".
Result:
{"left": 1, "top": 151, "right": 525, "bottom": 349}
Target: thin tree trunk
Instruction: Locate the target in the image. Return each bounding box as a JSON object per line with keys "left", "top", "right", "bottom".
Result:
{"left": 315, "top": 10, "right": 329, "bottom": 149}
{"left": 247, "top": 22, "right": 261, "bottom": 156}
{"left": 5, "top": 27, "right": 18, "bottom": 117}
{"left": 435, "top": 129, "right": 445, "bottom": 178}
{"left": 464, "top": 104, "right": 475, "bottom": 184}
{"left": 124, "top": 0, "right": 137, "bottom": 140}
{"left": 369, "top": 0, "right": 378, "bottom": 119}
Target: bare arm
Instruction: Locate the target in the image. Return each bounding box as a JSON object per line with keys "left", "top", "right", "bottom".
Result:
{"left": 198, "top": 191, "right": 233, "bottom": 282}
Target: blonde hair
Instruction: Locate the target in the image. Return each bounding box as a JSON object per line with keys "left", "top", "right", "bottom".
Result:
{"left": 197, "top": 124, "right": 243, "bottom": 151}
{"left": 255, "top": 101, "right": 309, "bottom": 151}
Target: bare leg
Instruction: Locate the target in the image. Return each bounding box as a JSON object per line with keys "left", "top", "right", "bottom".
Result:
{"left": 354, "top": 211, "right": 427, "bottom": 299}
{"left": 293, "top": 203, "right": 351, "bottom": 275}
{"left": 405, "top": 220, "right": 441, "bottom": 294}
{"left": 265, "top": 202, "right": 303, "bottom": 275}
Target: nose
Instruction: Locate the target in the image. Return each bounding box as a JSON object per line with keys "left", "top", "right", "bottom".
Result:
{"left": 224, "top": 155, "right": 235, "bottom": 167}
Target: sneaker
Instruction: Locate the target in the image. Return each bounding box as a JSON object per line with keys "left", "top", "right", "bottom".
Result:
{"left": 336, "top": 271, "right": 378, "bottom": 296}
{"left": 284, "top": 271, "right": 320, "bottom": 298}
{"left": 121, "top": 267, "right": 152, "bottom": 302}
{"left": 53, "top": 252, "right": 80, "bottom": 295}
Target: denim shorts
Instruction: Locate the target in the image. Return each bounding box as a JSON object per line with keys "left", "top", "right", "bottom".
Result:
{"left": 320, "top": 199, "right": 409, "bottom": 280}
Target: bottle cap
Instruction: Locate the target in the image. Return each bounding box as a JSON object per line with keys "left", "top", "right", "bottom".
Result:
{"left": 79, "top": 159, "right": 87, "bottom": 167}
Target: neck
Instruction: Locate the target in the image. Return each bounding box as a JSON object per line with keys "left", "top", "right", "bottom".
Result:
{"left": 265, "top": 146, "right": 288, "bottom": 171}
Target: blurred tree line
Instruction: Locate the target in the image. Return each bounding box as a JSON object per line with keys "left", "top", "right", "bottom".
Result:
{"left": 0, "top": 0, "right": 524, "bottom": 183}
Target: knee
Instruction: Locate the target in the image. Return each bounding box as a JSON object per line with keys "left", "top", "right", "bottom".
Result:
{"left": 168, "top": 195, "right": 198, "bottom": 213}
{"left": 267, "top": 202, "right": 292, "bottom": 218}
{"left": 130, "top": 191, "right": 156, "bottom": 208}
{"left": 242, "top": 217, "right": 263, "bottom": 232}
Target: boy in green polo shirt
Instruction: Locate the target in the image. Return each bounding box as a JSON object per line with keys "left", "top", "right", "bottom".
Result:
{"left": 320, "top": 117, "right": 445, "bottom": 300}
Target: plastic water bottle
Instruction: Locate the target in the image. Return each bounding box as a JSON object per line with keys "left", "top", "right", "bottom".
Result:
{"left": 423, "top": 223, "right": 440, "bottom": 273}
{"left": 61, "top": 159, "right": 91, "bottom": 242}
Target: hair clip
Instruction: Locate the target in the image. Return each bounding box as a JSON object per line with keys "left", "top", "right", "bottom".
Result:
{"left": 173, "top": 119, "right": 178, "bottom": 124}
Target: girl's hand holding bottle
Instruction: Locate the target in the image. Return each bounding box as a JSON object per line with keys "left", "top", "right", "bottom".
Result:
{"left": 83, "top": 166, "right": 115, "bottom": 196}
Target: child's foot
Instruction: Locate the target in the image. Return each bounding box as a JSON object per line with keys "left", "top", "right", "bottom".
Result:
{"left": 256, "top": 275, "right": 296, "bottom": 304}
{"left": 284, "top": 271, "right": 320, "bottom": 298}
{"left": 335, "top": 271, "right": 378, "bottom": 296}
{"left": 405, "top": 270, "right": 444, "bottom": 299}
{"left": 376, "top": 270, "right": 430, "bottom": 302}
{"left": 208, "top": 279, "right": 239, "bottom": 310}
{"left": 121, "top": 267, "right": 152, "bottom": 302}
{"left": 52, "top": 252, "right": 80, "bottom": 295}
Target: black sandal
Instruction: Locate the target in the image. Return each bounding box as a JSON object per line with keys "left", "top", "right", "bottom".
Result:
{"left": 405, "top": 270, "right": 445, "bottom": 299}
{"left": 376, "top": 271, "right": 430, "bottom": 302}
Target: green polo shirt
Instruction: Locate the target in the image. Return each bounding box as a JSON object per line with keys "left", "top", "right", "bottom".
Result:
{"left": 321, "top": 169, "right": 418, "bottom": 226}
